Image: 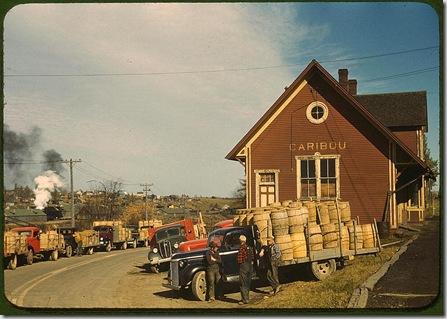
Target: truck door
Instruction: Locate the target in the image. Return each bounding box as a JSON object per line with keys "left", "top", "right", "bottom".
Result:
{"left": 219, "top": 229, "right": 253, "bottom": 277}
{"left": 30, "top": 229, "right": 41, "bottom": 252}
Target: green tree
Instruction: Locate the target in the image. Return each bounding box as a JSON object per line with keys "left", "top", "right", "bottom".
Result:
{"left": 233, "top": 178, "right": 246, "bottom": 207}
{"left": 423, "top": 134, "right": 439, "bottom": 210}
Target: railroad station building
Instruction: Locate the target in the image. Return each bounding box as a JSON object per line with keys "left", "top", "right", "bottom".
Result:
{"left": 226, "top": 60, "right": 434, "bottom": 230}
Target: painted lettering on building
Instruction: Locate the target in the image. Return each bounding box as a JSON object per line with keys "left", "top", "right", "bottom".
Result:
{"left": 289, "top": 142, "right": 347, "bottom": 151}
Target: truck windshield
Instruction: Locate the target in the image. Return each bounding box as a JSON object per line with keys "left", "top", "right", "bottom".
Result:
{"left": 208, "top": 234, "right": 224, "bottom": 247}
{"left": 16, "top": 231, "right": 32, "bottom": 236}
{"left": 156, "top": 227, "right": 183, "bottom": 240}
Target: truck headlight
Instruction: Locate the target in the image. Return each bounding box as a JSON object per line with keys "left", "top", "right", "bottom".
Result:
{"left": 179, "top": 260, "right": 186, "bottom": 268}
{"left": 153, "top": 248, "right": 158, "bottom": 253}
{"left": 100, "top": 237, "right": 103, "bottom": 240}
{"left": 174, "top": 243, "right": 179, "bottom": 249}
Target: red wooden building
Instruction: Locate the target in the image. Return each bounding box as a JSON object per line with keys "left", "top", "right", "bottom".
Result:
{"left": 226, "top": 60, "right": 434, "bottom": 230}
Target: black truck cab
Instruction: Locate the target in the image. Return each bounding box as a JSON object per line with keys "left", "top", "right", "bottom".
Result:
{"left": 162, "top": 225, "right": 261, "bottom": 301}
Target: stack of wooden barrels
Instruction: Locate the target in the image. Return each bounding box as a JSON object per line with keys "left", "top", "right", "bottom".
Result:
{"left": 233, "top": 199, "right": 378, "bottom": 261}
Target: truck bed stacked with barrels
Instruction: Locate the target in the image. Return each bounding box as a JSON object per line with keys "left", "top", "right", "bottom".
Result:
{"left": 3, "top": 219, "right": 162, "bottom": 270}
{"left": 233, "top": 200, "right": 380, "bottom": 279}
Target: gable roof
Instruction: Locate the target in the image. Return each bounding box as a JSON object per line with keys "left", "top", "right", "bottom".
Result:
{"left": 225, "top": 60, "right": 430, "bottom": 174}
{"left": 355, "top": 92, "right": 427, "bottom": 128}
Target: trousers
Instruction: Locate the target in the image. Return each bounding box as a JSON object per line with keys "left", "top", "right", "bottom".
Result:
{"left": 266, "top": 261, "right": 280, "bottom": 289}
{"left": 239, "top": 262, "right": 253, "bottom": 303}
{"left": 206, "top": 266, "right": 221, "bottom": 299}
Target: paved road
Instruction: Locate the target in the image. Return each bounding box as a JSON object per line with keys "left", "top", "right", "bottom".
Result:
{"left": 366, "top": 219, "right": 440, "bottom": 309}
{"left": 4, "top": 247, "right": 267, "bottom": 309}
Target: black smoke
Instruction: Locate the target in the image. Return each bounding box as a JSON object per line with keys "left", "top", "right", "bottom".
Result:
{"left": 3, "top": 125, "right": 65, "bottom": 189}
{"left": 4, "top": 125, "right": 42, "bottom": 187}
{"left": 42, "top": 149, "right": 65, "bottom": 174}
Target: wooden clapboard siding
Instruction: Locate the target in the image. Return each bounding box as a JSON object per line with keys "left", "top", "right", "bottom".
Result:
{"left": 391, "top": 128, "right": 419, "bottom": 155}
{"left": 250, "top": 78, "right": 390, "bottom": 224}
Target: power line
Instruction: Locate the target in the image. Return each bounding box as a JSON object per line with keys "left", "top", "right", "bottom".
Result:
{"left": 4, "top": 45, "right": 438, "bottom": 78}
{"left": 362, "top": 66, "right": 439, "bottom": 83}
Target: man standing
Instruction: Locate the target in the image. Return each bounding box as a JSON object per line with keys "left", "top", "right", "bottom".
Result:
{"left": 237, "top": 235, "right": 253, "bottom": 305}
{"left": 260, "top": 237, "right": 281, "bottom": 294}
{"left": 74, "top": 232, "right": 83, "bottom": 256}
{"left": 205, "top": 241, "right": 222, "bottom": 302}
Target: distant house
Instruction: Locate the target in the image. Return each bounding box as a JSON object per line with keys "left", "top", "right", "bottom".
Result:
{"left": 5, "top": 208, "right": 47, "bottom": 224}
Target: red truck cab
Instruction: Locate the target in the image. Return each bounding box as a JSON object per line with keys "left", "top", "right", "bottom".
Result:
{"left": 11, "top": 226, "right": 41, "bottom": 254}
{"left": 178, "top": 219, "right": 233, "bottom": 252}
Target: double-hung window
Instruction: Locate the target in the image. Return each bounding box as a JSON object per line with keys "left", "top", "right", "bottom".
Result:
{"left": 296, "top": 154, "right": 340, "bottom": 200}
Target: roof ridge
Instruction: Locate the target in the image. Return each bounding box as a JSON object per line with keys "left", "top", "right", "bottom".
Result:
{"left": 356, "top": 90, "right": 426, "bottom": 96}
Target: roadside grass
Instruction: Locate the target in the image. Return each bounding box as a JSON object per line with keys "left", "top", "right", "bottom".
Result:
{"left": 250, "top": 246, "right": 397, "bottom": 309}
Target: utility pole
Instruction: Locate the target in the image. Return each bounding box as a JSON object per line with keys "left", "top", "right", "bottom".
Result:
{"left": 62, "top": 159, "right": 82, "bottom": 227}
{"left": 140, "top": 183, "right": 153, "bottom": 221}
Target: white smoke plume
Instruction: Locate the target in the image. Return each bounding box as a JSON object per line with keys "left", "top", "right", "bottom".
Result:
{"left": 33, "top": 170, "right": 64, "bottom": 209}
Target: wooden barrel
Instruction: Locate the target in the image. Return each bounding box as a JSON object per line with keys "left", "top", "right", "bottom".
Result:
{"left": 269, "top": 202, "right": 282, "bottom": 208}
{"left": 287, "top": 206, "right": 308, "bottom": 226}
{"left": 290, "top": 232, "right": 307, "bottom": 258}
{"left": 321, "top": 223, "right": 339, "bottom": 248}
{"left": 308, "top": 224, "right": 323, "bottom": 251}
{"left": 362, "top": 224, "right": 376, "bottom": 248}
{"left": 303, "top": 201, "right": 317, "bottom": 223}
{"left": 275, "top": 235, "right": 293, "bottom": 261}
{"left": 289, "top": 224, "right": 304, "bottom": 234}
{"left": 344, "top": 219, "right": 354, "bottom": 227}
{"left": 339, "top": 201, "right": 351, "bottom": 222}
{"left": 318, "top": 203, "right": 331, "bottom": 225}
{"left": 327, "top": 202, "right": 339, "bottom": 223}
{"left": 282, "top": 200, "right": 293, "bottom": 207}
{"left": 289, "top": 201, "right": 302, "bottom": 209}
{"left": 348, "top": 224, "right": 363, "bottom": 249}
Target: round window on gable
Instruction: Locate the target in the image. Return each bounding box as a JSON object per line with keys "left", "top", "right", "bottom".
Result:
{"left": 306, "top": 102, "right": 329, "bottom": 124}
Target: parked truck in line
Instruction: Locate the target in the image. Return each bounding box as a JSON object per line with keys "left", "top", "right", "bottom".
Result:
{"left": 3, "top": 231, "right": 30, "bottom": 270}
{"left": 148, "top": 218, "right": 201, "bottom": 273}
{"left": 128, "top": 219, "right": 164, "bottom": 248}
{"left": 163, "top": 223, "right": 381, "bottom": 301}
{"left": 93, "top": 221, "right": 131, "bottom": 251}
{"left": 10, "top": 226, "right": 66, "bottom": 264}
{"left": 178, "top": 219, "right": 233, "bottom": 252}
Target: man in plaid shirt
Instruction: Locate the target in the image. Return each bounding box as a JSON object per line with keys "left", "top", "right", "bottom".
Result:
{"left": 237, "top": 235, "right": 253, "bottom": 305}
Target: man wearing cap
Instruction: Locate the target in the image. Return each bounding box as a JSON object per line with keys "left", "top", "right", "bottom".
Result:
{"left": 237, "top": 234, "right": 253, "bottom": 305}
{"left": 260, "top": 237, "right": 281, "bottom": 294}
{"left": 205, "top": 241, "right": 222, "bottom": 302}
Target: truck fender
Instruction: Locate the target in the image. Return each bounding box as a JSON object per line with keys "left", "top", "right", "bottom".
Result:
{"left": 183, "top": 265, "right": 206, "bottom": 287}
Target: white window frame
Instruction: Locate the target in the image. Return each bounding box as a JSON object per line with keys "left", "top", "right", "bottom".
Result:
{"left": 306, "top": 101, "right": 329, "bottom": 124}
{"left": 254, "top": 169, "right": 280, "bottom": 207}
{"left": 296, "top": 153, "right": 340, "bottom": 200}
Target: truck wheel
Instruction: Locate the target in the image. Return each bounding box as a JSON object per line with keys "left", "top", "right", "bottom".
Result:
{"left": 122, "top": 242, "right": 127, "bottom": 250}
{"left": 66, "top": 245, "right": 73, "bottom": 258}
{"left": 310, "top": 259, "right": 336, "bottom": 281}
{"left": 26, "top": 250, "right": 34, "bottom": 265}
{"left": 191, "top": 271, "right": 206, "bottom": 301}
{"left": 8, "top": 255, "right": 17, "bottom": 270}
{"left": 106, "top": 243, "right": 112, "bottom": 252}
{"left": 51, "top": 250, "right": 59, "bottom": 261}
{"left": 87, "top": 247, "right": 94, "bottom": 255}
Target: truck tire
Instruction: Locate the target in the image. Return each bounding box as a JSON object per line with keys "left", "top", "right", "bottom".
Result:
{"left": 122, "top": 242, "right": 127, "bottom": 250}
{"left": 51, "top": 250, "right": 59, "bottom": 261}
{"left": 8, "top": 255, "right": 17, "bottom": 270}
{"left": 87, "top": 247, "right": 94, "bottom": 255}
{"left": 310, "top": 259, "right": 336, "bottom": 281}
{"left": 105, "top": 242, "right": 112, "bottom": 252}
{"left": 66, "top": 245, "right": 73, "bottom": 258}
{"left": 191, "top": 271, "right": 206, "bottom": 301}
{"left": 26, "top": 250, "right": 34, "bottom": 265}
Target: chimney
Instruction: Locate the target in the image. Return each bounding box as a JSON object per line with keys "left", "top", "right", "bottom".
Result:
{"left": 338, "top": 69, "right": 348, "bottom": 91}
{"left": 348, "top": 79, "right": 357, "bottom": 95}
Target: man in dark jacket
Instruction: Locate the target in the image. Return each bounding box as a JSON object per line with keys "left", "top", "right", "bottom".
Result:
{"left": 205, "top": 241, "right": 222, "bottom": 302}
{"left": 260, "top": 237, "right": 281, "bottom": 294}
{"left": 237, "top": 234, "right": 253, "bottom": 305}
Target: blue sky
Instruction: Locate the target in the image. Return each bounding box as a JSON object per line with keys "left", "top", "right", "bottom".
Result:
{"left": 3, "top": 3, "right": 440, "bottom": 196}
